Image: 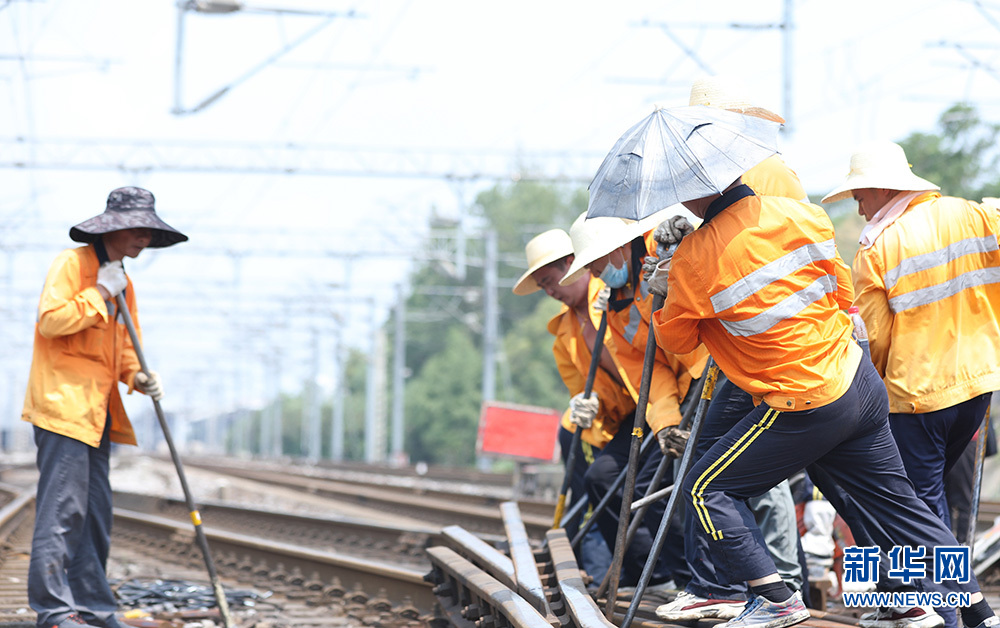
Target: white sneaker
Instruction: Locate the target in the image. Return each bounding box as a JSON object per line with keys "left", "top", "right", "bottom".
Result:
{"left": 656, "top": 590, "right": 746, "bottom": 621}
{"left": 720, "top": 592, "right": 810, "bottom": 628}
{"left": 858, "top": 606, "right": 944, "bottom": 628}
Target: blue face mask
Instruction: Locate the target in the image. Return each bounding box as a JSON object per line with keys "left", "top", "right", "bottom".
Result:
{"left": 600, "top": 258, "right": 629, "bottom": 288}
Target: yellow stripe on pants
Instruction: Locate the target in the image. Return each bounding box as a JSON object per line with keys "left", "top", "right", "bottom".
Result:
{"left": 690, "top": 408, "right": 782, "bottom": 540}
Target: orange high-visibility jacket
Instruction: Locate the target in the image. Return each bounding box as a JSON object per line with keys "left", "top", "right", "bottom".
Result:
{"left": 22, "top": 246, "right": 142, "bottom": 447}
{"left": 744, "top": 155, "right": 809, "bottom": 202}
{"left": 552, "top": 277, "right": 637, "bottom": 448}
{"left": 853, "top": 192, "right": 1000, "bottom": 413}
{"left": 607, "top": 232, "right": 710, "bottom": 434}
{"left": 653, "top": 191, "right": 861, "bottom": 411}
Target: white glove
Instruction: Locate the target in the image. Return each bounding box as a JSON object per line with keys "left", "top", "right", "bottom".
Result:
{"left": 134, "top": 370, "right": 164, "bottom": 401}
{"left": 653, "top": 215, "right": 695, "bottom": 248}
{"left": 647, "top": 257, "right": 672, "bottom": 297}
{"left": 96, "top": 260, "right": 127, "bottom": 299}
{"left": 569, "top": 392, "right": 600, "bottom": 428}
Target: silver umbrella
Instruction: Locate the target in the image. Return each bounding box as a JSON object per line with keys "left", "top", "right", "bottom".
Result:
{"left": 586, "top": 105, "right": 782, "bottom": 220}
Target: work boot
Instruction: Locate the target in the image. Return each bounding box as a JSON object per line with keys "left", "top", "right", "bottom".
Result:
{"left": 720, "top": 592, "right": 810, "bottom": 628}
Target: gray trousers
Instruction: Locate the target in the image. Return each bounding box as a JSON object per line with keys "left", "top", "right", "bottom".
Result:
{"left": 29, "top": 423, "right": 117, "bottom": 628}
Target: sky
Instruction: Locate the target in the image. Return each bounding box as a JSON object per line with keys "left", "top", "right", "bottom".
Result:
{"left": 2, "top": 0, "right": 1000, "bottom": 454}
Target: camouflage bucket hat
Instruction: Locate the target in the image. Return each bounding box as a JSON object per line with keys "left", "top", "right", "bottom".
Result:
{"left": 69, "top": 186, "right": 189, "bottom": 248}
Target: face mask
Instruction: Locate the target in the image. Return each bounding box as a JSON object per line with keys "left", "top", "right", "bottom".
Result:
{"left": 600, "top": 258, "right": 629, "bottom": 288}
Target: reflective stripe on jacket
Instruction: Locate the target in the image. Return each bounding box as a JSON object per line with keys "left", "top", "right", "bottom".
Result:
{"left": 607, "top": 232, "right": 710, "bottom": 434}
{"left": 653, "top": 193, "right": 861, "bottom": 411}
{"left": 853, "top": 192, "right": 1000, "bottom": 413}
{"left": 551, "top": 277, "right": 637, "bottom": 448}
{"left": 22, "top": 246, "right": 141, "bottom": 447}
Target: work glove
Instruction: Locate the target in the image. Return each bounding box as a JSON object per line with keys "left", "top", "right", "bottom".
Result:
{"left": 647, "top": 257, "right": 672, "bottom": 297}
{"left": 569, "top": 392, "right": 600, "bottom": 429}
{"left": 134, "top": 370, "right": 164, "bottom": 401}
{"left": 657, "top": 426, "right": 690, "bottom": 457}
{"left": 96, "top": 260, "right": 127, "bottom": 299}
{"left": 653, "top": 215, "right": 695, "bottom": 248}
{"left": 592, "top": 286, "right": 611, "bottom": 312}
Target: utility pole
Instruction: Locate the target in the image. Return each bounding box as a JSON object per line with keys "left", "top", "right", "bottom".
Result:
{"left": 478, "top": 230, "right": 499, "bottom": 471}
{"left": 301, "top": 326, "right": 322, "bottom": 461}
{"left": 782, "top": 0, "right": 794, "bottom": 134}
{"left": 390, "top": 284, "right": 407, "bottom": 465}
{"left": 331, "top": 325, "right": 346, "bottom": 461}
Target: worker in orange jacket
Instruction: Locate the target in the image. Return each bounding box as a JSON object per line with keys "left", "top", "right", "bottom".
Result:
{"left": 23, "top": 187, "right": 187, "bottom": 628}
{"left": 649, "top": 148, "right": 999, "bottom": 628}
{"left": 512, "top": 227, "right": 629, "bottom": 579}
{"left": 654, "top": 75, "right": 806, "bottom": 623}
{"left": 822, "top": 141, "right": 1000, "bottom": 628}
{"left": 561, "top": 209, "right": 707, "bottom": 589}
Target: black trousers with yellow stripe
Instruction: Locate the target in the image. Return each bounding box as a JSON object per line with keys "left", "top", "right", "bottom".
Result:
{"left": 682, "top": 358, "right": 983, "bottom": 596}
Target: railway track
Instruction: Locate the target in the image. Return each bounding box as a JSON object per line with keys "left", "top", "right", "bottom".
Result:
{"left": 182, "top": 458, "right": 557, "bottom": 538}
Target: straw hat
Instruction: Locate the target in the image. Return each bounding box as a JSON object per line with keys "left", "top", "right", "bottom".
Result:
{"left": 512, "top": 228, "right": 575, "bottom": 295}
{"left": 688, "top": 75, "right": 785, "bottom": 124}
{"left": 70, "top": 186, "right": 188, "bottom": 248}
{"left": 821, "top": 141, "right": 940, "bottom": 204}
{"left": 559, "top": 207, "right": 690, "bottom": 286}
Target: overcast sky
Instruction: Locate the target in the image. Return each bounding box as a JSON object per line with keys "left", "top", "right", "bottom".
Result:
{"left": 3, "top": 0, "right": 1000, "bottom": 449}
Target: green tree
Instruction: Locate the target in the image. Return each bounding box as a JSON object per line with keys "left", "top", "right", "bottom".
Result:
{"left": 404, "top": 326, "right": 483, "bottom": 465}
{"left": 899, "top": 103, "right": 1000, "bottom": 200}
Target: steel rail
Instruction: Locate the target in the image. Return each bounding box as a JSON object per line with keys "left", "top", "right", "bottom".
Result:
{"left": 112, "top": 507, "right": 436, "bottom": 612}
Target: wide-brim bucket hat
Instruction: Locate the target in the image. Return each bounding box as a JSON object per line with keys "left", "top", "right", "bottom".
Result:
{"left": 821, "top": 141, "right": 940, "bottom": 204}
{"left": 560, "top": 206, "right": 688, "bottom": 286}
{"left": 512, "top": 228, "right": 575, "bottom": 295}
{"left": 689, "top": 75, "right": 785, "bottom": 124}
{"left": 70, "top": 186, "right": 189, "bottom": 248}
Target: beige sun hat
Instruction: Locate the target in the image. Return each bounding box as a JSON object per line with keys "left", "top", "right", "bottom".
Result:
{"left": 821, "top": 141, "right": 940, "bottom": 204}
{"left": 559, "top": 207, "right": 694, "bottom": 286}
{"left": 689, "top": 75, "right": 785, "bottom": 124}
{"left": 512, "top": 228, "right": 575, "bottom": 295}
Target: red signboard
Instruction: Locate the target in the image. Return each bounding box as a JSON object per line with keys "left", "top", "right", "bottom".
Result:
{"left": 476, "top": 401, "right": 561, "bottom": 462}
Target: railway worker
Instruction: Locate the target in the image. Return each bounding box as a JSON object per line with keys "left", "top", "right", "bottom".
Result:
{"left": 819, "top": 141, "right": 1000, "bottom": 628}
{"left": 511, "top": 227, "right": 620, "bottom": 580}
{"left": 22, "top": 187, "right": 188, "bottom": 628}
{"left": 647, "top": 149, "right": 1000, "bottom": 628}
{"left": 560, "top": 210, "right": 708, "bottom": 589}
{"left": 653, "top": 75, "right": 805, "bottom": 623}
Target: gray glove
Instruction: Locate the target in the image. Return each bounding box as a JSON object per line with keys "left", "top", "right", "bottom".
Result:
{"left": 96, "top": 260, "right": 127, "bottom": 299}
{"left": 653, "top": 215, "right": 695, "bottom": 248}
{"left": 134, "top": 370, "right": 164, "bottom": 401}
{"left": 569, "top": 392, "right": 600, "bottom": 428}
{"left": 647, "top": 257, "right": 672, "bottom": 297}
{"left": 657, "top": 426, "right": 690, "bottom": 457}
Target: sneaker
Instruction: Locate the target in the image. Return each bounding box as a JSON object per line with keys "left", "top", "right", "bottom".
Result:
{"left": 52, "top": 614, "right": 101, "bottom": 628}
{"left": 656, "top": 590, "right": 746, "bottom": 621}
{"left": 971, "top": 617, "right": 1000, "bottom": 628}
{"left": 859, "top": 606, "right": 944, "bottom": 628}
{"left": 720, "top": 592, "right": 810, "bottom": 628}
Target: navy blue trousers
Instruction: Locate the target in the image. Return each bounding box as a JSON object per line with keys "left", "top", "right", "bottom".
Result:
{"left": 684, "top": 377, "right": 802, "bottom": 600}
{"left": 889, "top": 394, "right": 990, "bottom": 528}
{"left": 585, "top": 412, "right": 689, "bottom": 587}
{"left": 29, "top": 423, "right": 117, "bottom": 628}
{"left": 684, "top": 359, "right": 982, "bottom": 598}
{"left": 558, "top": 425, "right": 612, "bottom": 581}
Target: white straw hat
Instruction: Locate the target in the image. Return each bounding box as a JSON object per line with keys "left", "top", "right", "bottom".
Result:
{"left": 821, "top": 141, "right": 940, "bottom": 204}
{"left": 560, "top": 207, "right": 693, "bottom": 286}
{"left": 688, "top": 75, "right": 785, "bottom": 124}
{"left": 512, "top": 228, "right": 575, "bottom": 295}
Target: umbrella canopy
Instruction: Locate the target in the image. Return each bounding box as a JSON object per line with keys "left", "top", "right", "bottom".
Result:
{"left": 586, "top": 105, "right": 782, "bottom": 221}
